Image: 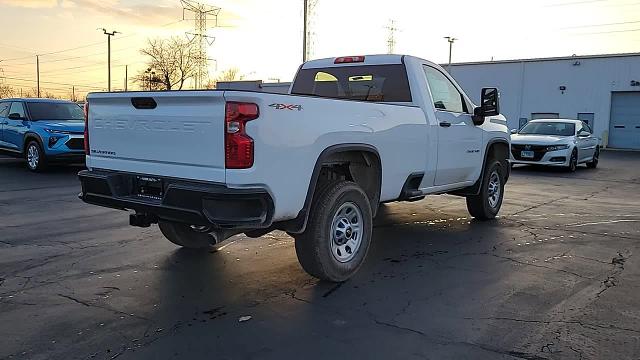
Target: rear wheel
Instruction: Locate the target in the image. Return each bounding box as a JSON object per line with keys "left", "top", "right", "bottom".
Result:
{"left": 466, "top": 160, "right": 505, "bottom": 220}
{"left": 158, "top": 221, "right": 216, "bottom": 249}
{"left": 586, "top": 146, "right": 599, "bottom": 169}
{"left": 294, "top": 181, "right": 373, "bottom": 282}
{"left": 25, "top": 141, "right": 47, "bottom": 172}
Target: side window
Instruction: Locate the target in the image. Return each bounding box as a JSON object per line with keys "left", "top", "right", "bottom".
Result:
{"left": 0, "top": 102, "right": 11, "bottom": 117}
{"left": 423, "top": 65, "right": 466, "bottom": 113}
{"left": 575, "top": 122, "right": 584, "bottom": 135}
{"left": 8, "top": 102, "right": 26, "bottom": 119}
{"left": 582, "top": 121, "right": 593, "bottom": 134}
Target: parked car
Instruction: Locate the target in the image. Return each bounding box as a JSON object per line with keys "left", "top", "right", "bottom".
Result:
{"left": 78, "top": 54, "right": 510, "bottom": 281}
{"left": 510, "top": 119, "right": 599, "bottom": 171}
{"left": 0, "top": 98, "right": 86, "bottom": 171}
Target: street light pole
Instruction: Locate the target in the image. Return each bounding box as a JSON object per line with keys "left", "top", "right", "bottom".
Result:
{"left": 303, "top": 0, "right": 308, "bottom": 63}
{"left": 444, "top": 36, "right": 457, "bottom": 72}
{"left": 99, "top": 28, "right": 119, "bottom": 92}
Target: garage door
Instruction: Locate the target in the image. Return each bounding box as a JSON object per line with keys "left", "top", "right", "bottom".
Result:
{"left": 609, "top": 92, "right": 640, "bottom": 149}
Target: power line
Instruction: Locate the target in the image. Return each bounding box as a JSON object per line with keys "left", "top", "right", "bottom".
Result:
{"left": 0, "top": 19, "right": 185, "bottom": 64}
{"left": 562, "top": 20, "right": 640, "bottom": 29}
{"left": 38, "top": 40, "right": 105, "bottom": 56}
{"left": 0, "top": 75, "right": 104, "bottom": 90}
{"left": 577, "top": 27, "right": 640, "bottom": 35}
{"left": 545, "top": 0, "right": 606, "bottom": 6}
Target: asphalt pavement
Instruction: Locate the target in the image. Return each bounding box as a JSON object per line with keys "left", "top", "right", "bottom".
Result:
{"left": 1, "top": 151, "right": 639, "bottom": 360}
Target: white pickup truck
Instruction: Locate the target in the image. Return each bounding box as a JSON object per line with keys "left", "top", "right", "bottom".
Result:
{"left": 79, "top": 55, "right": 510, "bottom": 281}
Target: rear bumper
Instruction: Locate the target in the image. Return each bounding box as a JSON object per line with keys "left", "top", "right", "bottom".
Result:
{"left": 78, "top": 169, "right": 274, "bottom": 229}
{"left": 49, "top": 152, "right": 85, "bottom": 163}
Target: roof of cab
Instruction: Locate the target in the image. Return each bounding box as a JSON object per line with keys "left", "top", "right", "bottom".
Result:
{"left": 301, "top": 54, "right": 406, "bottom": 69}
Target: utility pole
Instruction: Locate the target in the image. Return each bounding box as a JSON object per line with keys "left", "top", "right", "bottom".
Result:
{"left": 99, "top": 28, "right": 119, "bottom": 92}
{"left": 444, "top": 36, "right": 457, "bottom": 72}
{"left": 36, "top": 55, "right": 40, "bottom": 98}
{"left": 124, "top": 65, "right": 128, "bottom": 91}
{"left": 72, "top": 86, "right": 75, "bottom": 101}
{"left": 385, "top": 19, "right": 398, "bottom": 54}
{"left": 182, "top": 1, "right": 221, "bottom": 89}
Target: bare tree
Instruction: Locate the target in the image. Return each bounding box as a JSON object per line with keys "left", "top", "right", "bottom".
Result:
{"left": 205, "top": 68, "right": 245, "bottom": 89}
{"left": 0, "top": 83, "right": 14, "bottom": 98}
{"left": 137, "top": 37, "right": 198, "bottom": 90}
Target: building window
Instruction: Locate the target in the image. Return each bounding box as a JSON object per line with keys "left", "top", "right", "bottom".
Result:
{"left": 531, "top": 113, "right": 559, "bottom": 120}
{"left": 577, "top": 113, "right": 594, "bottom": 126}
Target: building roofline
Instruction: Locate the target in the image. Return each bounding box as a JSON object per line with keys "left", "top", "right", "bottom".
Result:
{"left": 448, "top": 52, "right": 640, "bottom": 67}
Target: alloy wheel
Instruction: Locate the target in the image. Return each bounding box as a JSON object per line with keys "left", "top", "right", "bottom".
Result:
{"left": 487, "top": 170, "right": 501, "bottom": 208}
{"left": 27, "top": 144, "right": 40, "bottom": 170}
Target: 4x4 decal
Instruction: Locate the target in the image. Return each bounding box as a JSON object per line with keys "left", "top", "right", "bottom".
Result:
{"left": 269, "top": 103, "right": 303, "bottom": 111}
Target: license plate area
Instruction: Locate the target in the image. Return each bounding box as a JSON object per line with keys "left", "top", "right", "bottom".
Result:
{"left": 135, "top": 176, "right": 164, "bottom": 200}
{"left": 521, "top": 150, "right": 534, "bottom": 159}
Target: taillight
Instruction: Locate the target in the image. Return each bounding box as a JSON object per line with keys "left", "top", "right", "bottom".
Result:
{"left": 334, "top": 56, "right": 365, "bottom": 64}
{"left": 225, "top": 102, "right": 259, "bottom": 169}
{"left": 83, "top": 102, "right": 89, "bottom": 155}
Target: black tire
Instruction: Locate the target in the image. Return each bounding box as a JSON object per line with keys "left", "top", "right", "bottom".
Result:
{"left": 294, "top": 181, "right": 373, "bottom": 282}
{"left": 566, "top": 149, "right": 578, "bottom": 172}
{"left": 158, "top": 221, "right": 216, "bottom": 249}
{"left": 466, "top": 160, "right": 505, "bottom": 220}
{"left": 25, "top": 140, "right": 47, "bottom": 172}
{"left": 586, "top": 146, "right": 599, "bottom": 169}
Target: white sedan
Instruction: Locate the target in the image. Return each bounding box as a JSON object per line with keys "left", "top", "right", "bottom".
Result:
{"left": 510, "top": 119, "right": 600, "bottom": 172}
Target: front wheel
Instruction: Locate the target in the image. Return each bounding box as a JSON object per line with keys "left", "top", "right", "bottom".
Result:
{"left": 586, "top": 146, "right": 599, "bottom": 169}
{"left": 466, "top": 160, "right": 505, "bottom": 220}
{"left": 566, "top": 149, "right": 578, "bottom": 172}
{"left": 25, "top": 141, "right": 47, "bottom": 172}
{"left": 294, "top": 181, "right": 373, "bottom": 282}
{"left": 158, "top": 221, "right": 216, "bottom": 249}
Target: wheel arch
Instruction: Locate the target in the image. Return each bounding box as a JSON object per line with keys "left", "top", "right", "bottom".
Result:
{"left": 23, "top": 132, "right": 45, "bottom": 155}
{"left": 278, "top": 143, "right": 382, "bottom": 234}
{"left": 449, "top": 138, "right": 510, "bottom": 197}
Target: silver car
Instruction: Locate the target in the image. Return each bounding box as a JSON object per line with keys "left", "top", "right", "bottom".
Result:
{"left": 510, "top": 119, "right": 600, "bottom": 172}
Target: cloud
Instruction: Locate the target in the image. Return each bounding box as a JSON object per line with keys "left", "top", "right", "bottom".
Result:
{"left": 0, "top": 0, "right": 60, "bottom": 8}
{"left": 0, "top": 0, "right": 241, "bottom": 28}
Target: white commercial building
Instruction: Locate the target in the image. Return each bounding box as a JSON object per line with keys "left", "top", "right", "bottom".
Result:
{"left": 449, "top": 53, "right": 640, "bottom": 149}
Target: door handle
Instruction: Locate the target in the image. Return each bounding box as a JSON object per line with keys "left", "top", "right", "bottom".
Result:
{"left": 439, "top": 121, "right": 451, "bottom": 128}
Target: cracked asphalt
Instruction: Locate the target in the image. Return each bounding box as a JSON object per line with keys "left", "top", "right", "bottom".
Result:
{"left": 1, "top": 151, "right": 639, "bottom": 360}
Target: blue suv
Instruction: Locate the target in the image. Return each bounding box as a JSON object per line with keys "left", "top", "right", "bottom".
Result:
{"left": 0, "top": 98, "right": 85, "bottom": 171}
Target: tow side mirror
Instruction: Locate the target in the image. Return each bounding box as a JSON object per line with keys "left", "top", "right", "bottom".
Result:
{"left": 578, "top": 131, "right": 590, "bottom": 138}
{"left": 472, "top": 87, "right": 500, "bottom": 126}
{"left": 480, "top": 87, "right": 500, "bottom": 117}
{"left": 8, "top": 113, "right": 23, "bottom": 120}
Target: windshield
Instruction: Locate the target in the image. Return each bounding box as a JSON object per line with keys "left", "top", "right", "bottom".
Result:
{"left": 291, "top": 64, "right": 412, "bottom": 102}
{"left": 519, "top": 122, "right": 575, "bottom": 136}
{"left": 26, "top": 102, "right": 85, "bottom": 121}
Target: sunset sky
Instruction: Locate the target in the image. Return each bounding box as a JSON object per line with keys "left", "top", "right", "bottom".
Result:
{"left": 0, "top": 0, "right": 639, "bottom": 98}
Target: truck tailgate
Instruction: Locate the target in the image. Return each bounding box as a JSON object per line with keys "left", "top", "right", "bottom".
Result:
{"left": 86, "top": 91, "right": 226, "bottom": 183}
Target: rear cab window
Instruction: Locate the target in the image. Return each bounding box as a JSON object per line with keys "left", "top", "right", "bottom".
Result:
{"left": 291, "top": 64, "right": 412, "bottom": 103}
